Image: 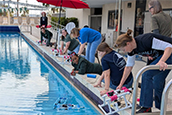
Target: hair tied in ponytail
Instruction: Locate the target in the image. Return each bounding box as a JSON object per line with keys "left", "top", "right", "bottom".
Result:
{"left": 126, "top": 29, "right": 132, "bottom": 36}
{"left": 114, "top": 44, "right": 118, "bottom": 48}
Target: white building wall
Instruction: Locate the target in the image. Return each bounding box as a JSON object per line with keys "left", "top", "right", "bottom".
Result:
{"left": 65, "top": 0, "right": 172, "bottom": 47}
{"left": 101, "top": 1, "right": 136, "bottom": 46}
{"left": 66, "top": 9, "right": 90, "bottom": 28}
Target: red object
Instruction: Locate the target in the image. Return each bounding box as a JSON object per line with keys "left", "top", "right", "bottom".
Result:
{"left": 71, "top": 70, "right": 75, "bottom": 75}
{"left": 137, "top": 98, "right": 140, "bottom": 102}
{"left": 36, "top": 25, "right": 52, "bottom": 28}
{"left": 47, "top": 25, "right": 52, "bottom": 28}
{"left": 36, "top": 25, "right": 40, "bottom": 28}
{"left": 41, "top": 12, "right": 46, "bottom": 15}
{"left": 110, "top": 95, "right": 118, "bottom": 101}
{"left": 37, "top": 0, "right": 89, "bottom": 9}
{"left": 122, "top": 87, "right": 127, "bottom": 90}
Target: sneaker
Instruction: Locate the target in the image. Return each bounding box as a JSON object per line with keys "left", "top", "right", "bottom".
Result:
{"left": 136, "top": 107, "right": 152, "bottom": 113}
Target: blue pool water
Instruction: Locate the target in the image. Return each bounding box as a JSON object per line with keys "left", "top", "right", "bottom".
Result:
{"left": 0, "top": 33, "right": 100, "bottom": 115}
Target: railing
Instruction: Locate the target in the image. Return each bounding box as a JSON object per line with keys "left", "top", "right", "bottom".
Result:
{"left": 48, "top": 20, "right": 65, "bottom": 49}
{"left": 131, "top": 65, "right": 172, "bottom": 115}
{"left": 20, "top": 25, "right": 32, "bottom": 35}
{"left": 160, "top": 78, "right": 172, "bottom": 115}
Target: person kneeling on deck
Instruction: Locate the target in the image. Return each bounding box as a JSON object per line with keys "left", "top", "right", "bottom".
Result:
{"left": 94, "top": 42, "right": 133, "bottom": 96}
{"left": 40, "top": 27, "right": 53, "bottom": 46}
{"left": 115, "top": 29, "right": 172, "bottom": 113}
{"left": 70, "top": 52, "right": 102, "bottom": 76}
{"left": 60, "top": 29, "right": 80, "bottom": 55}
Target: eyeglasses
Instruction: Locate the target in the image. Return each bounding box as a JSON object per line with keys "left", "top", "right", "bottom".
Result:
{"left": 149, "top": 6, "right": 154, "bottom": 10}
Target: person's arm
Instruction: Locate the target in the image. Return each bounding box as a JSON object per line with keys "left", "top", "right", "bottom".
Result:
{"left": 78, "top": 61, "right": 87, "bottom": 74}
{"left": 45, "top": 17, "right": 48, "bottom": 27}
{"left": 47, "top": 31, "right": 52, "bottom": 45}
{"left": 100, "top": 69, "right": 110, "bottom": 96}
{"left": 78, "top": 43, "right": 86, "bottom": 55}
{"left": 116, "top": 66, "right": 133, "bottom": 90}
{"left": 116, "top": 55, "right": 135, "bottom": 90}
{"left": 151, "top": 38, "right": 172, "bottom": 70}
{"left": 40, "top": 17, "right": 42, "bottom": 26}
{"left": 153, "top": 29, "right": 160, "bottom": 34}
{"left": 151, "top": 16, "right": 159, "bottom": 33}
{"left": 94, "top": 72, "right": 105, "bottom": 87}
{"left": 60, "top": 41, "right": 64, "bottom": 51}
{"left": 63, "top": 41, "right": 71, "bottom": 54}
{"left": 156, "top": 47, "right": 172, "bottom": 71}
{"left": 40, "top": 32, "right": 43, "bottom": 44}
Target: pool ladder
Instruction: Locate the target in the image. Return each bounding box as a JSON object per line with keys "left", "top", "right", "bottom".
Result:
{"left": 20, "top": 25, "right": 32, "bottom": 35}
{"left": 131, "top": 65, "right": 172, "bottom": 115}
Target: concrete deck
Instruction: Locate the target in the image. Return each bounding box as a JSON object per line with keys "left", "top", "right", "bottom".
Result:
{"left": 21, "top": 27, "right": 172, "bottom": 115}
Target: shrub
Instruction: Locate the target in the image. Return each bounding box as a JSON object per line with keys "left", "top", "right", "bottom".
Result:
{"left": 51, "top": 17, "right": 78, "bottom": 28}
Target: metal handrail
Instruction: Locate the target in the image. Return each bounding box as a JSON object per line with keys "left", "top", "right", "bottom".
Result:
{"left": 160, "top": 79, "right": 172, "bottom": 115}
{"left": 48, "top": 19, "right": 65, "bottom": 49}
{"left": 49, "top": 20, "right": 65, "bottom": 29}
{"left": 20, "top": 25, "right": 32, "bottom": 35}
{"left": 131, "top": 65, "right": 172, "bottom": 115}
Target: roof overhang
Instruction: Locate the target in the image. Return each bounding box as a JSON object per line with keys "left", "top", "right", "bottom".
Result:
{"left": 82, "top": 0, "right": 133, "bottom": 8}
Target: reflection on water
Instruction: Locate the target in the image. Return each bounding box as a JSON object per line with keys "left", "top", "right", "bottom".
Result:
{"left": 0, "top": 33, "right": 30, "bottom": 80}
{"left": 0, "top": 33, "right": 100, "bottom": 115}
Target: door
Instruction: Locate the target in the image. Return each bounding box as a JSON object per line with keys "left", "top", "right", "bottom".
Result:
{"left": 90, "top": 16, "right": 102, "bottom": 32}
{"left": 134, "top": 0, "right": 146, "bottom": 37}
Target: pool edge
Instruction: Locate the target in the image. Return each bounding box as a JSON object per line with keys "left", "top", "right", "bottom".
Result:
{"left": 20, "top": 33, "right": 105, "bottom": 114}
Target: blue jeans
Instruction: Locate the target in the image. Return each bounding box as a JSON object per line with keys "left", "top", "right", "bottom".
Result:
{"left": 140, "top": 54, "right": 172, "bottom": 109}
{"left": 86, "top": 37, "right": 102, "bottom": 63}
{"left": 68, "top": 44, "right": 80, "bottom": 54}
{"left": 109, "top": 77, "right": 133, "bottom": 90}
{"left": 102, "top": 77, "right": 133, "bottom": 90}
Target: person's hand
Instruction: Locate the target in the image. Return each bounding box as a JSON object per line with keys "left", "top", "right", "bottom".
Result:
{"left": 94, "top": 82, "right": 102, "bottom": 88}
{"left": 156, "top": 61, "right": 168, "bottom": 71}
{"left": 60, "top": 52, "right": 64, "bottom": 55}
{"left": 71, "top": 71, "right": 76, "bottom": 76}
{"left": 116, "top": 84, "right": 123, "bottom": 90}
{"left": 100, "top": 90, "right": 108, "bottom": 96}
{"left": 148, "top": 56, "right": 153, "bottom": 60}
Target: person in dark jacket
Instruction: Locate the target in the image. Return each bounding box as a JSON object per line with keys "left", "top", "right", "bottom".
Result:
{"left": 40, "top": 27, "right": 53, "bottom": 46}
{"left": 94, "top": 42, "right": 133, "bottom": 96}
{"left": 70, "top": 53, "right": 102, "bottom": 76}
{"left": 40, "top": 12, "right": 48, "bottom": 28}
{"left": 115, "top": 29, "right": 172, "bottom": 113}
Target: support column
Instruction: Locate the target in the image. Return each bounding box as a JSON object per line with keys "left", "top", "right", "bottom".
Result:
{"left": 117, "top": 0, "right": 122, "bottom": 37}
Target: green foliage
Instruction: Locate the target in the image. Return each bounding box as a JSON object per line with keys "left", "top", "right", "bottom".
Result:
{"left": 60, "top": 17, "right": 68, "bottom": 26}
{"left": 51, "top": 17, "right": 79, "bottom": 28}
{"left": 68, "top": 17, "right": 78, "bottom": 27}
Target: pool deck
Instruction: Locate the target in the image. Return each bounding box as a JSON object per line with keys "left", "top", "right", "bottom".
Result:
{"left": 22, "top": 29, "right": 172, "bottom": 115}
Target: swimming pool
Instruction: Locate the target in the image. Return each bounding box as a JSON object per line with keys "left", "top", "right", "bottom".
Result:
{"left": 0, "top": 32, "right": 100, "bottom": 115}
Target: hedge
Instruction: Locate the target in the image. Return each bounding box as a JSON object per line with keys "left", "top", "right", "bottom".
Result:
{"left": 51, "top": 17, "right": 78, "bottom": 29}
